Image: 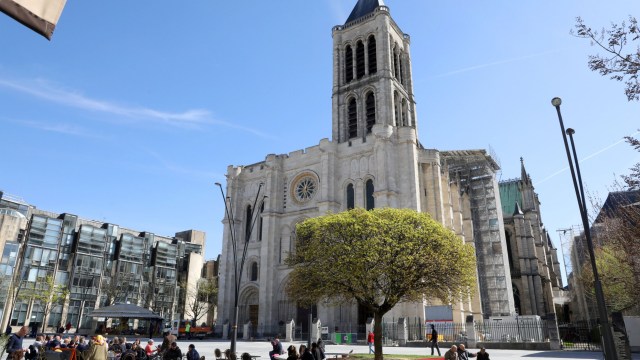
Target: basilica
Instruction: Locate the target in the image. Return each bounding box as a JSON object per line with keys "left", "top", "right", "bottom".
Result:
{"left": 216, "top": 0, "right": 560, "bottom": 335}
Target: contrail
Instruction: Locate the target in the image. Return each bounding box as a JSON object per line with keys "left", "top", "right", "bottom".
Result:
{"left": 538, "top": 131, "right": 640, "bottom": 185}
{"left": 432, "top": 51, "right": 557, "bottom": 79}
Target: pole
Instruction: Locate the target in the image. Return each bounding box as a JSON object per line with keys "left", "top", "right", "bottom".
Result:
{"left": 551, "top": 98, "right": 617, "bottom": 360}
{"left": 216, "top": 182, "right": 266, "bottom": 356}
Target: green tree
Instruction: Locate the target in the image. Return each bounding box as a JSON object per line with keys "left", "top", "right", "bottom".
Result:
{"left": 285, "top": 208, "right": 477, "bottom": 360}
{"left": 574, "top": 16, "right": 640, "bottom": 101}
{"left": 18, "top": 275, "right": 69, "bottom": 333}
{"left": 579, "top": 245, "right": 638, "bottom": 314}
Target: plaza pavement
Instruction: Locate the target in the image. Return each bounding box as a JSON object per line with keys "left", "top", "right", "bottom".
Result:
{"left": 158, "top": 339, "right": 640, "bottom": 360}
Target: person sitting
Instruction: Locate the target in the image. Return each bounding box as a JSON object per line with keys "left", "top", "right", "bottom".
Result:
{"left": 240, "top": 353, "right": 251, "bottom": 360}
{"left": 214, "top": 349, "right": 222, "bottom": 360}
{"left": 186, "top": 344, "right": 200, "bottom": 360}
{"left": 7, "top": 326, "right": 28, "bottom": 360}
{"left": 299, "top": 346, "right": 313, "bottom": 360}
{"left": 476, "top": 347, "right": 489, "bottom": 360}
{"left": 163, "top": 342, "right": 182, "bottom": 360}
{"left": 285, "top": 345, "right": 297, "bottom": 360}
{"left": 145, "top": 339, "right": 157, "bottom": 358}
{"left": 268, "top": 336, "right": 283, "bottom": 360}
{"left": 457, "top": 344, "right": 475, "bottom": 360}
{"left": 444, "top": 345, "right": 458, "bottom": 360}
{"left": 25, "top": 333, "right": 44, "bottom": 360}
{"left": 82, "top": 335, "right": 108, "bottom": 360}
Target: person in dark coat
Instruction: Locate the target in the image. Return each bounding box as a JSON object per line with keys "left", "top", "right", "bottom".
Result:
{"left": 164, "top": 342, "right": 182, "bottom": 360}
{"left": 186, "top": 344, "right": 200, "bottom": 360}
{"left": 476, "top": 347, "right": 489, "bottom": 360}
{"left": 299, "top": 345, "right": 313, "bottom": 360}
{"left": 311, "top": 343, "right": 323, "bottom": 360}
{"left": 457, "top": 344, "right": 476, "bottom": 360}
{"left": 429, "top": 324, "right": 441, "bottom": 356}
{"left": 268, "top": 336, "right": 283, "bottom": 360}
{"left": 7, "top": 326, "right": 28, "bottom": 358}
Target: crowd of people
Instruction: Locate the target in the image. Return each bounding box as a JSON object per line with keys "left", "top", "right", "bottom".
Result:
{"left": 3, "top": 328, "right": 202, "bottom": 360}
{"left": 6, "top": 326, "right": 492, "bottom": 360}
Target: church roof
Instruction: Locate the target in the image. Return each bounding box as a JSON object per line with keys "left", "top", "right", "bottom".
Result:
{"left": 345, "top": 0, "right": 385, "bottom": 24}
{"left": 499, "top": 180, "right": 522, "bottom": 216}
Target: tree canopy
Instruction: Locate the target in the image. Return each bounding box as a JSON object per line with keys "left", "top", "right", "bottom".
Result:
{"left": 285, "top": 208, "right": 477, "bottom": 360}
{"left": 574, "top": 16, "right": 640, "bottom": 101}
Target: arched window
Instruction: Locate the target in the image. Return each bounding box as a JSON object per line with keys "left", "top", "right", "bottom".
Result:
{"left": 367, "top": 35, "right": 377, "bottom": 74}
{"left": 250, "top": 262, "right": 258, "bottom": 281}
{"left": 348, "top": 98, "right": 358, "bottom": 139}
{"left": 365, "top": 180, "right": 375, "bottom": 210}
{"left": 398, "top": 53, "right": 404, "bottom": 85}
{"left": 365, "top": 92, "right": 376, "bottom": 133}
{"left": 345, "top": 46, "right": 354, "bottom": 83}
{"left": 356, "top": 41, "right": 365, "bottom": 79}
{"left": 393, "top": 47, "right": 400, "bottom": 79}
{"left": 245, "top": 205, "right": 253, "bottom": 242}
{"left": 401, "top": 98, "right": 409, "bottom": 127}
{"left": 258, "top": 202, "right": 265, "bottom": 242}
{"left": 346, "top": 184, "right": 355, "bottom": 210}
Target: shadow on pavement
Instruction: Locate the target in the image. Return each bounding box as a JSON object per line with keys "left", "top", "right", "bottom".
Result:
{"left": 522, "top": 351, "right": 602, "bottom": 359}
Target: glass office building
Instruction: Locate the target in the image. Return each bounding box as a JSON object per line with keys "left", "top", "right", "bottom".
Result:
{"left": 0, "top": 195, "right": 205, "bottom": 333}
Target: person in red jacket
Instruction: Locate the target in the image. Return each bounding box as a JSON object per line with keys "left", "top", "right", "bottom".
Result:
{"left": 367, "top": 331, "right": 374, "bottom": 354}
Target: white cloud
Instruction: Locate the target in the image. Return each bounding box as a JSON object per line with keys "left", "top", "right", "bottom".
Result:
{"left": 0, "top": 77, "right": 272, "bottom": 137}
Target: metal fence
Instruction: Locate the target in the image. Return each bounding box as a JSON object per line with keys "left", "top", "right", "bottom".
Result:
{"left": 558, "top": 322, "right": 602, "bottom": 351}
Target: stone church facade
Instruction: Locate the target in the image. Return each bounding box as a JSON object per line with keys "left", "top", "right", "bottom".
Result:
{"left": 499, "top": 160, "right": 564, "bottom": 318}
{"left": 217, "top": 0, "right": 517, "bottom": 333}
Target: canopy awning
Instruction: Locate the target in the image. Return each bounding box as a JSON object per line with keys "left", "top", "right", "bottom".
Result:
{"left": 87, "top": 303, "right": 163, "bottom": 319}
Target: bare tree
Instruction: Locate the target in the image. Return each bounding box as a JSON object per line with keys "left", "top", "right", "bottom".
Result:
{"left": 574, "top": 16, "right": 640, "bottom": 101}
{"left": 182, "top": 278, "right": 217, "bottom": 325}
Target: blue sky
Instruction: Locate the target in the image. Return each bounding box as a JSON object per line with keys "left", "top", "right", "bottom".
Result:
{"left": 1, "top": 1, "right": 639, "bottom": 283}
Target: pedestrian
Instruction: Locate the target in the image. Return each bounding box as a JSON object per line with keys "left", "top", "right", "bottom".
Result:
{"left": 429, "top": 324, "right": 440, "bottom": 356}
{"left": 5, "top": 324, "right": 11, "bottom": 335}
{"left": 476, "top": 347, "right": 489, "bottom": 360}
{"left": 65, "top": 322, "right": 72, "bottom": 334}
{"left": 7, "top": 326, "right": 28, "bottom": 360}
{"left": 149, "top": 323, "right": 154, "bottom": 340}
{"left": 444, "top": 345, "right": 458, "bottom": 360}
{"left": 311, "top": 343, "right": 323, "bottom": 360}
{"left": 185, "top": 322, "right": 191, "bottom": 340}
{"left": 186, "top": 344, "right": 200, "bottom": 360}
{"left": 457, "top": 344, "right": 475, "bottom": 360}
{"left": 25, "top": 334, "right": 45, "bottom": 360}
{"left": 367, "top": 331, "right": 374, "bottom": 354}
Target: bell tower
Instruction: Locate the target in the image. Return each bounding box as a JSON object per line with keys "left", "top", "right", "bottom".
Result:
{"left": 331, "top": 0, "right": 417, "bottom": 143}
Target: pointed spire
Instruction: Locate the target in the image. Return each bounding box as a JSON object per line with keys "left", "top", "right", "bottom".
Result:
{"left": 345, "top": 0, "right": 385, "bottom": 24}
{"left": 513, "top": 201, "right": 524, "bottom": 216}
{"left": 520, "top": 157, "right": 530, "bottom": 185}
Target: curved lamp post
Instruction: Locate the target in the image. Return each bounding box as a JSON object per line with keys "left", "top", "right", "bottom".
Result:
{"left": 215, "top": 181, "right": 267, "bottom": 355}
{"left": 551, "top": 97, "right": 616, "bottom": 360}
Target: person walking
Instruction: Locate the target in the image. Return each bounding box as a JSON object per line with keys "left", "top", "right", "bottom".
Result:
{"left": 444, "top": 345, "right": 458, "bottom": 360}
{"left": 185, "top": 322, "right": 191, "bottom": 340}
{"left": 367, "top": 331, "right": 374, "bottom": 354}
{"left": 429, "top": 324, "right": 440, "bottom": 356}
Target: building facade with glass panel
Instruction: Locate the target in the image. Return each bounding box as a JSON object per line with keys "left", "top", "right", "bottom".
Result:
{"left": 0, "top": 194, "right": 205, "bottom": 334}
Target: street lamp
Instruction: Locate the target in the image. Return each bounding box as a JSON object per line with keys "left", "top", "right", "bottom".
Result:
{"left": 551, "top": 97, "right": 616, "bottom": 360}
{"left": 215, "top": 181, "right": 266, "bottom": 355}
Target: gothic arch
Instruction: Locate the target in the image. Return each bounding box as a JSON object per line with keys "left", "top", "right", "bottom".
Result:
{"left": 238, "top": 285, "right": 259, "bottom": 326}
{"left": 276, "top": 276, "right": 296, "bottom": 323}
{"left": 367, "top": 34, "right": 377, "bottom": 74}
{"left": 347, "top": 97, "right": 358, "bottom": 139}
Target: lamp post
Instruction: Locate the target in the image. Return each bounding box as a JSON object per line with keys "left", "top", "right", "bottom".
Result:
{"left": 551, "top": 97, "right": 617, "bottom": 360}
{"left": 215, "top": 181, "right": 266, "bottom": 355}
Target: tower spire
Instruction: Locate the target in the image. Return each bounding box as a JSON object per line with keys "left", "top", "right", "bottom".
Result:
{"left": 345, "top": 0, "right": 385, "bottom": 24}
{"left": 520, "top": 157, "right": 530, "bottom": 185}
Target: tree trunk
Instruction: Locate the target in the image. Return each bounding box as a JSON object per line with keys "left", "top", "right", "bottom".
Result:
{"left": 373, "top": 311, "right": 384, "bottom": 360}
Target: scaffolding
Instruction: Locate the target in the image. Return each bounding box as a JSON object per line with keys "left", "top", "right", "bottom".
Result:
{"left": 441, "top": 150, "right": 513, "bottom": 317}
{"left": 556, "top": 225, "right": 594, "bottom": 322}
